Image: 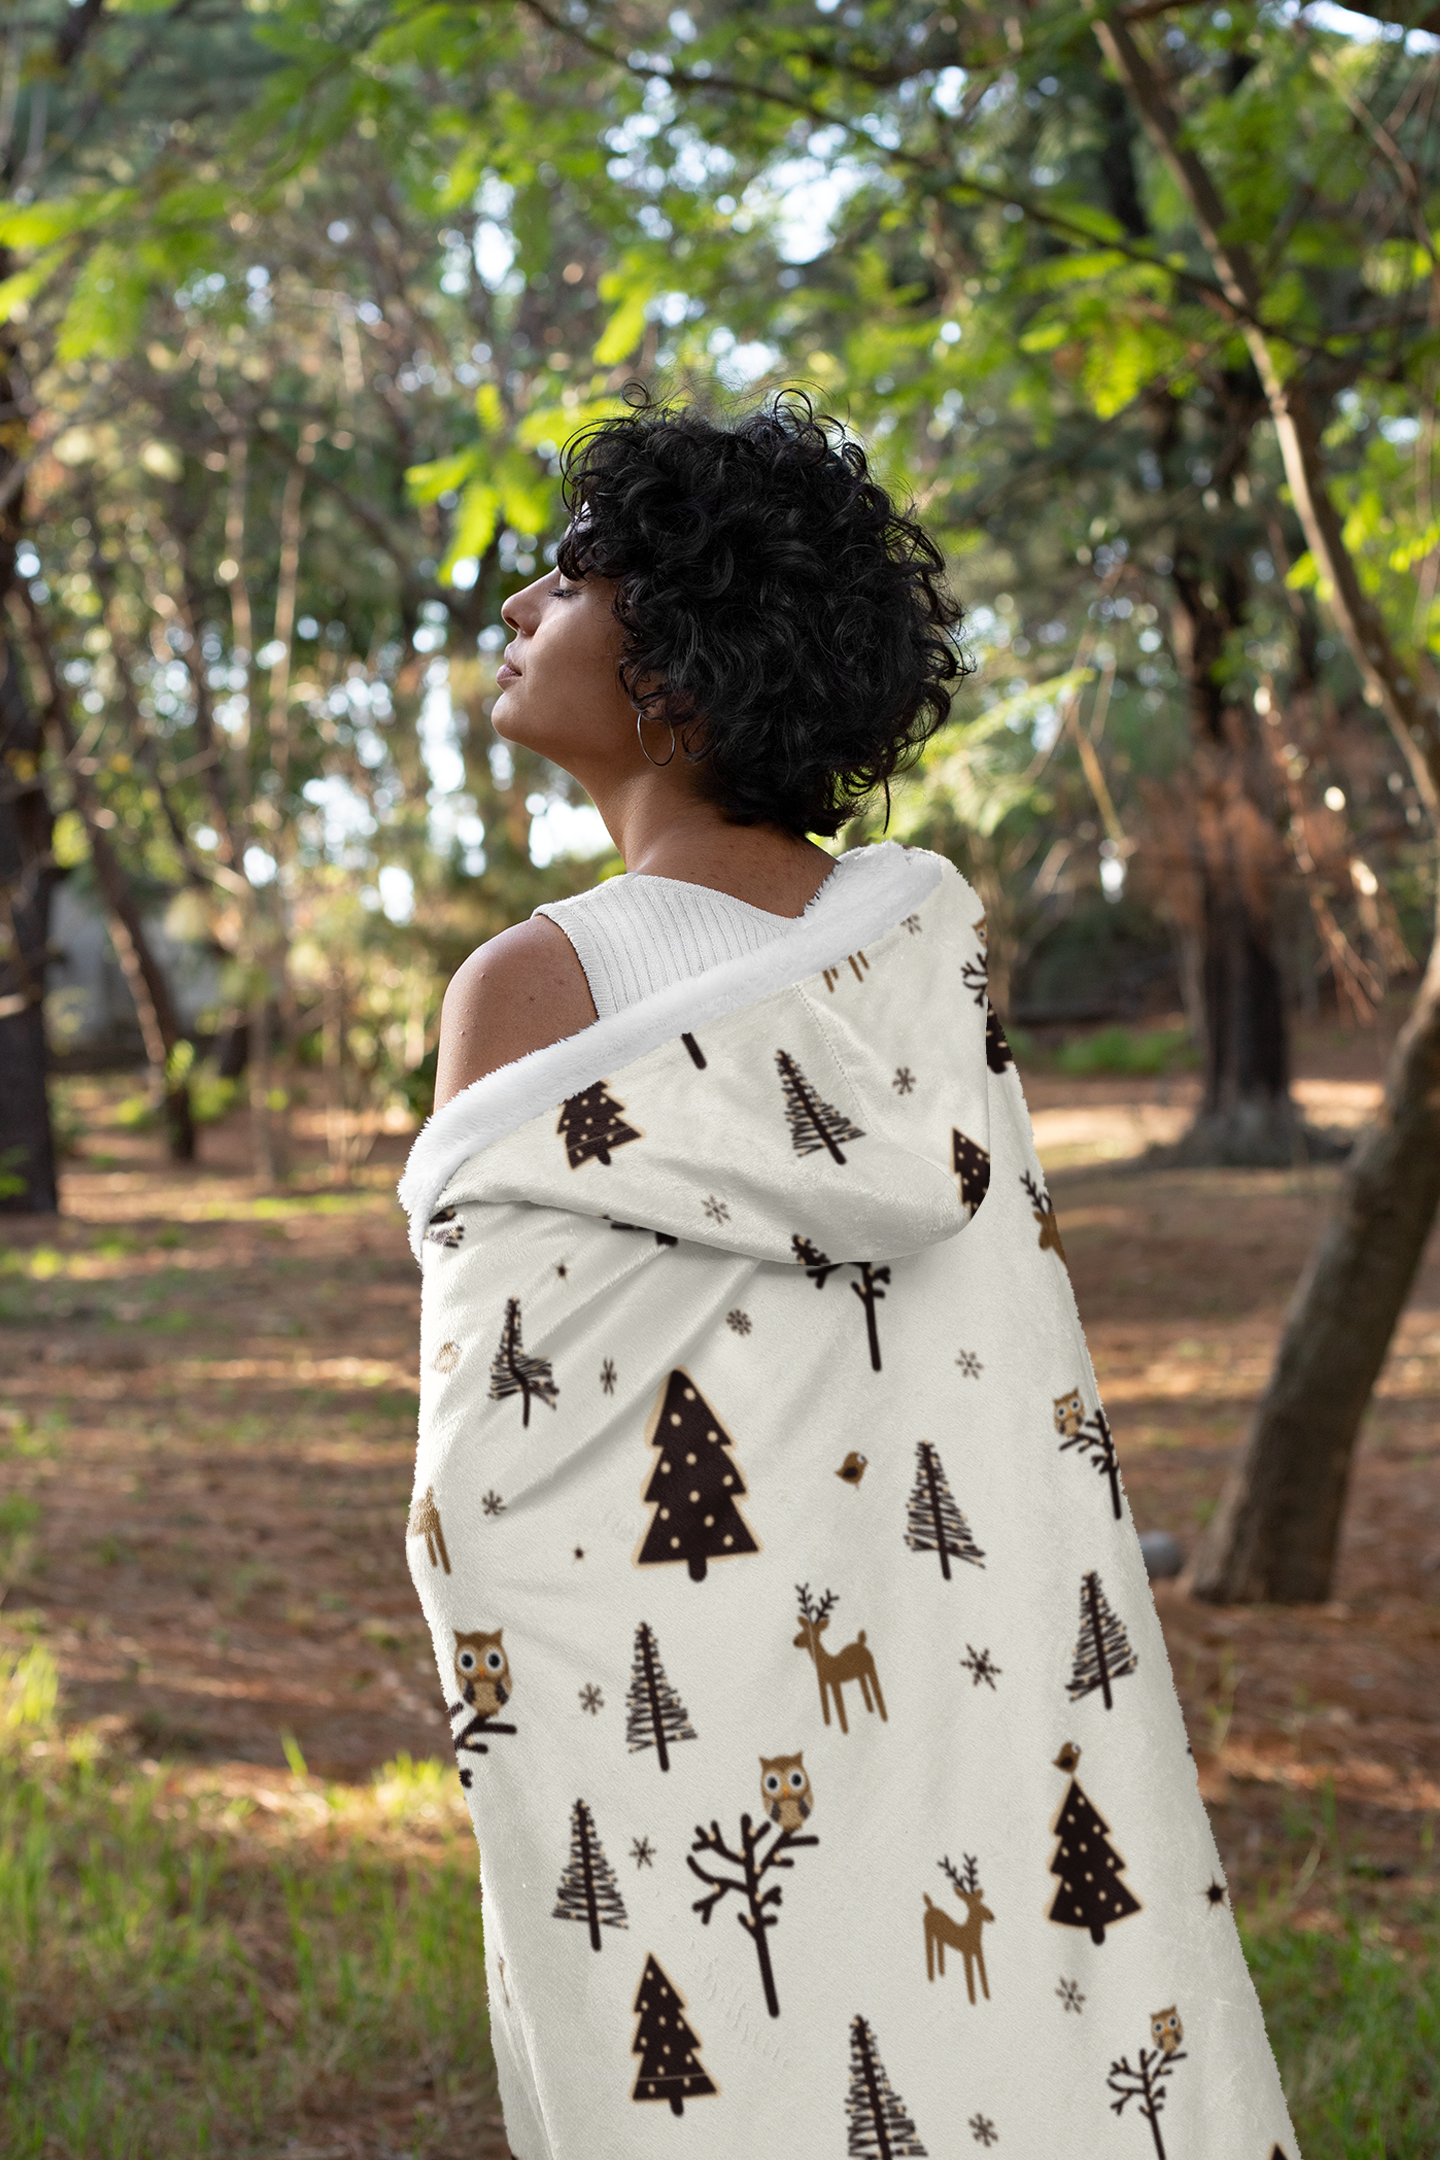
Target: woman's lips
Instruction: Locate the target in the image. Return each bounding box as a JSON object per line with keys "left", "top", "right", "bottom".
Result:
{"left": 496, "top": 662, "right": 521, "bottom": 685}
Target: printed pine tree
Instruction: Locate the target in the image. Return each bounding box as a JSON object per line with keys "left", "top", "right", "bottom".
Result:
{"left": 1067, "top": 1570, "right": 1138, "bottom": 1710}
{"left": 552, "top": 1798, "right": 628, "bottom": 1951}
{"left": 844, "top": 2015, "right": 928, "bottom": 2157}
{"left": 951, "top": 1129, "right": 991, "bottom": 1219}
{"left": 625, "top": 1620, "right": 698, "bottom": 1771}
{"left": 557, "top": 1081, "right": 640, "bottom": 1169}
{"left": 985, "top": 1003, "right": 1015, "bottom": 1074}
{"left": 1048, "top": 1751, "right": 1142, "bottom": 1945}
{"left": 904, "top": 1441, "right": 986, "bottom": 1581}
{"left": 635, "top": 1370, "right": 759, "bottom": 1583}
{"left": 631, "top": 1954, "right": 717, "bottom": 2116}
{"left": 775, "top": 1049, "right": 865, "bottom": 1164}
{"left": 487, "top": 1297, "right": 558, "bottom": 1427}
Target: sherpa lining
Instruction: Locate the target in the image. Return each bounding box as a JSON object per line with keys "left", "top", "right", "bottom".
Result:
{"left": 397, "top": 841, "right": 943, "bottom": 1259}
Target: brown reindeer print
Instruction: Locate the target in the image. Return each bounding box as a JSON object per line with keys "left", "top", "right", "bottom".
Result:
{"left": 793, "top": 1585, "right": 886, "bottom": 1735}
{"left": 924, "top": 1853, "right": 994, "bottom": 2002}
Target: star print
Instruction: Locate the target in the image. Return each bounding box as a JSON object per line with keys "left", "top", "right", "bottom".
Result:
{"left": 630, "top": 1836, "right": 655, "bottom": 1869}
{"left": 970, "top": 2116, "right": 998, "bottom": 2147}
{"left": 573, "top": 1546, "right": 585, "bottom": 1561}
{"left": 555, "top": 1261, "right": 569, "bottom": 1279}
{"left": 1203, "top": 1877, "right": 1227, "bottom": 1908}
{"left": 579, "top": 1683, "right": 603, "bottom": 1715}
{"left": 961, "top": 1645, "right": 1001, "bottom": 1689}
{"left": 703, "top": 1193, "right": 730, "bottom": 1226}
{"left": 1056, "top": 1977, "right": 1085, "bottom": 2014}
{"left": 600, "top": 1358, "right": 617, "bottom": 1394}
{"left": 892, "top": 1066, "right": 915, "bottom": 1095}
{"left": 726, "top": 1308, "right": 752, "bottom": 1335}
{"left": 481, "top": 1490, "right": 505, "bottom": 1517}
{"left": 955, "top": 1349, "right": 983, "bottom": 1378}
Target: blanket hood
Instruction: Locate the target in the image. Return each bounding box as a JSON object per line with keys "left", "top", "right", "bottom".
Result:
{"left": 399, "top": 846, "right": 994, "bottom": 1270}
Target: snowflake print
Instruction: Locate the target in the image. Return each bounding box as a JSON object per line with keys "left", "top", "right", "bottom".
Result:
{"left": 578, "top": 1683, "right": 604, "bottom": 1716}
{"left": 902, "top": 913, "right": 922, "bottom": 935}
{"left": 970, "top": 2116, "right": 998, "bottom": 2147}
{"left": 630, "top": 1836, "right": 656, "bottom": 1869}
{"left": 600, "top": 1358, "right": 617, "bottom": 1394}
{"left": 961, "top": 1645, "right": 1001, "bottom": 1689}
{"left": 892, "top": 1066, "right": 916, "bottom": 1095}
{"left": 1056, "top": 1977, "right": 1085, "bottom": 2014}
{"left": 726, "top": 1308, "right": 752, "bottom": 1336}
{"left": 955, "top": 1349, "right": 983, "bottom": 1379}
{"left": 703, "top": 1193, "right": 731, "bottom": 1226}
{"left": 481, "top": 1490, "right": 506, "bottom": 1517}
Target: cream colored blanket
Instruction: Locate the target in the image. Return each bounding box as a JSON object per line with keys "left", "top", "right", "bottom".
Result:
{"left": 398, "top": 842, "right": 1296, "bottom": 2160}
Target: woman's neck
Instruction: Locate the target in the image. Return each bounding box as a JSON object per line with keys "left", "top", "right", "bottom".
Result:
{"left": 599, "top": 782, "right": 838, "bottom": 920}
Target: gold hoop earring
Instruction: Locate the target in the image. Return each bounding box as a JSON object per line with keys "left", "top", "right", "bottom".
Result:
{"left": 636, "top": 711, "right": 677, "bottom": 767}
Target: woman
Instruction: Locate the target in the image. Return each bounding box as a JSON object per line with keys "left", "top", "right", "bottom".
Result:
{"left": 399, "top": 396, "right": 1295, "bottom": 2160}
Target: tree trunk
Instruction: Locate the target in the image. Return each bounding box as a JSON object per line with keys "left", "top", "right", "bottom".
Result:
{"left": 15, "top": 590, "right": 196, "bottom": 1159}
{"left": 1096, "top": 13, "right": 1440, "bottom": 1597}
{"left": 1191, "top": 921, "right": 1440, "bottom": 1600}
{"left": 0, "top": 629, "right": 59, "bottom": 1214}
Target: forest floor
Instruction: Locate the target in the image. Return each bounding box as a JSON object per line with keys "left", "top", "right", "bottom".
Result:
{"left": 1, "top": 1019, "right": 1436, "bottom": 2155}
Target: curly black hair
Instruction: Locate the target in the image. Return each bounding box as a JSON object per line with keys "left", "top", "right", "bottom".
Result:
{"left": 555, "top": 389, "right": 967, "bottom": 837}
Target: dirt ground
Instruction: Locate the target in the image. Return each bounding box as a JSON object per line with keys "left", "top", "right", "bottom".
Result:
{"left": 2, "top": 1021, "right": 1437, "bottom": 1993}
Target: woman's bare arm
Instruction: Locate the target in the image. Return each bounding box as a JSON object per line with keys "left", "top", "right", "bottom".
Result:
{"left": 434, "top": 916, "right": 598, "bottom": 1108}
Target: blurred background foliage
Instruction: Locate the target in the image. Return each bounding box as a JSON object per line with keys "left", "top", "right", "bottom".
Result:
{"left": 0, "top": 0, "right": 1438, "bottom": 1174}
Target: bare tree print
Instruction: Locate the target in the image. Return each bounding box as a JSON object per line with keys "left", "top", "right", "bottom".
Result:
{"left": 1108, "top": 2028, "right": 1188, "bottom": 2159}
{"left": 1058, "top": 1404, "right": 1123, "bottom": 1520}
{"left": 687, "top": 1805, "right": 818, "bottom": 2018}
{"left": 790, "top": 1235, "right": 891, "bottom": 1371}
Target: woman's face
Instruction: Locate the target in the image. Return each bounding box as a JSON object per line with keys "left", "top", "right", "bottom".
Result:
{"left": 493, "top": 566, "right": 652, "bottom": 787}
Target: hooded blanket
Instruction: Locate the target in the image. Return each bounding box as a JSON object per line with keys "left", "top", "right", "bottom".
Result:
{"left": 398, "top": 844, "right": 1297, "bottom": 2160}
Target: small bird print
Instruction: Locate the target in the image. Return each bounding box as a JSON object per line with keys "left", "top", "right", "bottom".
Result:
{"left": 836, "top": 1451, "right": 868, "bottom": 1487}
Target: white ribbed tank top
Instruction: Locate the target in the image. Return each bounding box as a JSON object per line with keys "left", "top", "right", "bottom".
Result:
{"left": 533, "top": 853, "right": 861, "bottom": 1019}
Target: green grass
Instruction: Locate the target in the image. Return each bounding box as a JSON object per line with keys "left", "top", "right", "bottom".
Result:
{"left": 1051, "top": 1023, "right": 1199, "bottom": 1076}
{"left": 2, "top": 1649, "right": 1435, "bottom": 2154}
{"left": 0, "top": 1647, "right": 495, "bottom": 2157}
{"left": 1244, "top": 1917, "right": 1439, "bottom": 2156}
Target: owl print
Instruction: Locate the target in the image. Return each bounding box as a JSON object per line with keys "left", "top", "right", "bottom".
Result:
{"left": 1151, "top": 2006, "right": 1183, "bottom": 2056}
{"left": 761, "top": 1752, "right": 814, "bottom": 1832}
{"left": 454, "top": 1628, "right": 512, "bottom": 1716}
{"left": 1053, "top": 1386, "right": 1084, "bottom": 1440}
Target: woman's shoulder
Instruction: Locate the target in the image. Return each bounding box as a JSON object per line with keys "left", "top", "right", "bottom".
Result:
{"left": 434, "top": 916, "right": 597, "bottom": 1107}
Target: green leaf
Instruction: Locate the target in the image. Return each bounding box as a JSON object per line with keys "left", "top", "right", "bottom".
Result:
{"left": 441, "top": 482, "right": 500, "bottom": 577}
{"left": 406, "top": 448, "right": 481, "bottom": 503}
